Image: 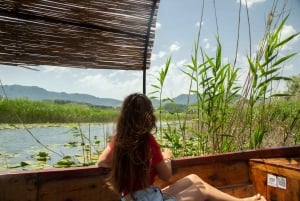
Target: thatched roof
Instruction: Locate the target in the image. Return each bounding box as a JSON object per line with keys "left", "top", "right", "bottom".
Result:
{"left": 0, "top": 0, "right": 160, "bottom": 71}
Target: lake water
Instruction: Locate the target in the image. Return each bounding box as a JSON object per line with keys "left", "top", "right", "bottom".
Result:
{"left": 0, "top": 123, "right": 115, "bottom": 171}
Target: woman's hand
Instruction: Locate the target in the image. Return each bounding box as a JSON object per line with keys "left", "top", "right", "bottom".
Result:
{"left": 162, "top": 148, "right": 172, "bottom": 159}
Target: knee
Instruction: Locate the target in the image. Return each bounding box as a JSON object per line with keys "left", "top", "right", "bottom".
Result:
{"left": 186, "top": 174, "right": 202, "bottom": 182}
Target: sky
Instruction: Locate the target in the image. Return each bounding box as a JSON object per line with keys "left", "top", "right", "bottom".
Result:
{"left": 0, "top": 0, "right": 300, "bottom": 100}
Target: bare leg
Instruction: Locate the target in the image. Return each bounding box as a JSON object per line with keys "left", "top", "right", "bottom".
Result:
{"left": 162, "top": 174, "right": 266, "bottom": 201}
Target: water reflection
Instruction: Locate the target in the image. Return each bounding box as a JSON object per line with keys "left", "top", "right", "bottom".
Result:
{"left": 0, "top": 123, "right": 114, "bottom": 171}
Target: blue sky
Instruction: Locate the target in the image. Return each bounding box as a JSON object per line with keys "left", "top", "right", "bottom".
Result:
{"left": 0, "top": 0, "right": 299, "bottom": 100}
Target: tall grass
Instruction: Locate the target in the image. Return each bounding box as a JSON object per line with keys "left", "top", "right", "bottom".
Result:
{"left": 151, "top": 2, "right": 300, "bottom": 156}
{"left": 0, "top": 99, "right": 119, "bottom": 124}
{"left": 150, "top": 56, "right": 171, "bottom": 140}
{"left": 184, "top": 38, "right": 241, "bottom": 153}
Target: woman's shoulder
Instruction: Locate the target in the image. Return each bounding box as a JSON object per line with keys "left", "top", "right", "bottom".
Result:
{"left": 149, "top": 134, "right": 160, "bottom": 148}
{"left": 149, "top": 133, "right": 157, "bottom": 142}
{"left": 108, "top": 136, "right": 116, "bottom": 148}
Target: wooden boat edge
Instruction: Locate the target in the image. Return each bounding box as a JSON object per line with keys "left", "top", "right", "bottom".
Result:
{"left": 171, "top": 145, "right": 300, "bottom": 168}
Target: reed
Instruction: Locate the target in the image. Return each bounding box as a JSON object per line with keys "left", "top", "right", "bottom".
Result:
{"left": 0, "top": 99, "right": 118, "bottom": 123}
{"left": 150, "top": 56, "right": 171, "bottom": 141}
{"left": 151, "top": 2, "right": 300, "bottom": 156}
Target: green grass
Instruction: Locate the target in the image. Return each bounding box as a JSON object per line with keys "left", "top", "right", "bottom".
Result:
{"left": 0, "top": 99, "right": 119, "bottom": 124}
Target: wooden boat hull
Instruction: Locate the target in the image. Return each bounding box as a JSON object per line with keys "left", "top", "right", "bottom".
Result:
{"left": 1, "top": 145, "right": 299, "bottom": 201}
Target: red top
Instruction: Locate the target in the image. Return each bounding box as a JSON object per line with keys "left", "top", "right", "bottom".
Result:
{"left": 109, "top": 134, "right": 163, "bottom": 194}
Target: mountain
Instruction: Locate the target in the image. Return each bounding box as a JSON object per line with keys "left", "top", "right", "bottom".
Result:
{"left": 0, "top": 85, "right": 201, "bottom": 108}
{"left": 0, "top": 85, "right": 122, "bottom": 107}
{"left": 172, "top": 94, "right": 198, "bottom": 105}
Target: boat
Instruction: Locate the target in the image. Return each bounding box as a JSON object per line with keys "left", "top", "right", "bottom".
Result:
{"left": 0, "top": 1, "right": 299, "bottom": 201}
{"left": 1, "top": 145, "right": 299, "bottom": 201}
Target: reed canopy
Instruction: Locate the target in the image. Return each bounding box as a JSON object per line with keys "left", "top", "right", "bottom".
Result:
{"left": 0, "top": 0, "right": 160, "bottom": 71}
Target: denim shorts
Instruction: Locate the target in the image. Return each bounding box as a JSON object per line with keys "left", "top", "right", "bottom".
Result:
{"left": 121, "top": 186, "right": 176, "bottom": 201}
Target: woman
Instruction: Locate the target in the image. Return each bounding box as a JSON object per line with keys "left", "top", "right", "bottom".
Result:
{"left": 97, "top": 93, "right": 266, "bottom": 201}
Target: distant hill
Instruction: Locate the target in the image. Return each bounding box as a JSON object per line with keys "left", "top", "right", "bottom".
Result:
{"left": 0, "top": 85, "right": 206, "bottom": 108}
{"left": 0, "top": 85, "right": 122, "bottom": 107}
{"left": 172, "top": 94, "right": 198, "bottom": 105}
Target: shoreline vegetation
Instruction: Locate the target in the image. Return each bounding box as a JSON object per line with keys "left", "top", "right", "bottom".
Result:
{"left": 0, "top": 122, "right": 112, "bottom": 130}
{"left": 0, "top": 99, "right": 119, "bottom": 124}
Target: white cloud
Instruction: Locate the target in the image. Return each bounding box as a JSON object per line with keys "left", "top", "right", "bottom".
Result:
{"left": 158, "top": 51, "right": 167, "bottom": 58}
{"left": 232, "top": 53, "right": 250, "bottom": 89}
{"left": 78, "top": 72, "right": 142, "bottom": 99}
{"left": 162, "top": 63, "right": 191, "bottom": 98}
{"left": 205, "top": 42, "right": 211, "bottom": 49}
{"left": 151, "top": 51, "right": 166, "bottom": 61}
{"left": 281, "top": 25, "right": 297, "bottom": 39}
{"left": 149, "top": 64, "right": 162, "bottom": 74}
{"left": 238, "top": 0, "right": 266, "bottom": 8}
{"left": 233, "top": 52, "right": 294, "bottom": 95}
{"left": 155, "top": 22, "right": 162, "bottom": 30}
{"left": 202, "top": 38, "right": 210, "bottom": 50}
{"left": 161, "top": 58, "right": 228, "bottom": 98}
{"left": 175, "top": 59, "right": 187, "bottom": 68}
{"left": 196, "top": 21, "right": 204, "bottom": 27}
{"left": 236, "top": 53, "right": 251, "bottom": 69}
{"left": 78, "top": 74, "right": 109, "bottom": 88}
{"left": 41, "top": 65, "right": 70, "bottom": 73}
{"left": 147, "top": 60, "right": 191, "bottom": 98}
{"left": 169, "top": 42, "right": 181, "bottom": 52}
{"left": 280, "top": 25, "right": 299, "bottom": 51}
{"left": 223, "top": 57, "right": 229, "bottom": 64}
{"left": 282, "top": 63, "right": 294, "bottom": 72}
{"left": 40, "top": 65, "right": 71, "bottom": 79}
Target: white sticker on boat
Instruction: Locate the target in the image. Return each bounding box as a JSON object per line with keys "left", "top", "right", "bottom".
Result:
{"left": 267, "top": 174, "right": 277, "bottom": 187}
{"left": 277, "top": 176, "right": 287, "bottom": 189}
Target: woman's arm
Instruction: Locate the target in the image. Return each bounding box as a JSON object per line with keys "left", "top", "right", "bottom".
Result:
{"left": 155, "top": 148, "right": 172, "bottom": 182}
{"left": 96, "top": 146, "right": 113, "bottom": 167}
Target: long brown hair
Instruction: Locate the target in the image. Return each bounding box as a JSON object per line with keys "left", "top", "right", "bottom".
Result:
{"left": 110, "top": 93, "right": 157, "bottom": 194}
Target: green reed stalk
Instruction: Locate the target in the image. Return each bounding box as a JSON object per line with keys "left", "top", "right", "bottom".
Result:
{"left": 182, "top": 45, "right": 208, "bottom": 155}
{"left": 182, "top": 37, "right": 241, "bottom": 153}
{"left": 150, "top": 56, "right": 171, "bottom": 140}
{"left": 245, "top": 15, "right": 299, "bottom": 149}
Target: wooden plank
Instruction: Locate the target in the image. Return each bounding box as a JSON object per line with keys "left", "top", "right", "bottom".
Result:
{"left": 0, "top": 172, "right": 37, "bottom": 201}
{"left": 0, "top": 167, "right": 120, "bottom": 201}
{"left": 154, "top": 161, "right": 255, "bottom": 198}
{"left": 250, "top": 158, "right": 300, "bottom": 201}
{"left": 37, "top": 167, "right": 120, "bottom": 201}
{"left": 219, "top": 183, "right": 254, "bottom": 198}
{"left": 155, "top": 161, "right": 251, "bottom": 192}
{"left": 251, "top": 167, "right": 300, "bottom": 201}
{"left": 251, "top": 158, "right": 300, "bottom": 180}
{"left": 39, "top": 175, "right": 119, "bottom": 201}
